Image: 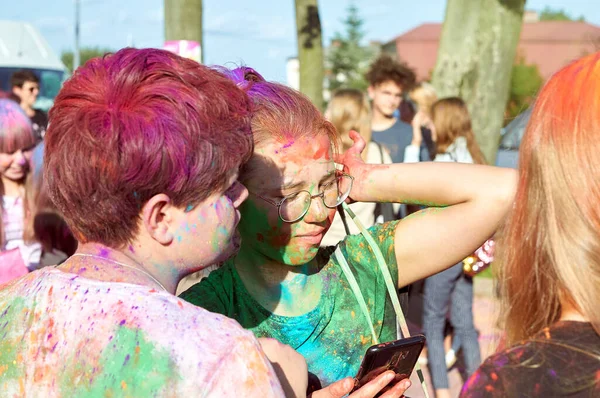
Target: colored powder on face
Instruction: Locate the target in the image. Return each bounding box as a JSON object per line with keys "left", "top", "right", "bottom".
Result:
{"left": 185, "top": 204, "right": 194, "bottom": 213}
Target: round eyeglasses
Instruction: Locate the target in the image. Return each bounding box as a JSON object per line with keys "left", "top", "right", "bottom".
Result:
{"left": 250, "top": 173, "right": 354, "bottom": 223}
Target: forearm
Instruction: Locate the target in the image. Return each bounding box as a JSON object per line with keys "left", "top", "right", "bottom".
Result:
{"left": 356, "top": 163, "right": 518, "bottom": 287}
{"left": 353, "top": 162, "right": 515, "bottom": 208}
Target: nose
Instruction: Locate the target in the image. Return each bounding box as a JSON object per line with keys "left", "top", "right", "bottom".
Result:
{"left": 303, "top": 194, "right": 328, "bottom": 224}
{"left": 14, "top": 150, "right": 27, "bottom": 165}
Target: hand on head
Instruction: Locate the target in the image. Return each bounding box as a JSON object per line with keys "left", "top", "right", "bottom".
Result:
{"left": 333, "top": 130, "right": 370, "bottom": 204}
{"left": 334, "top": 130, "right": 367, "bottom": 174}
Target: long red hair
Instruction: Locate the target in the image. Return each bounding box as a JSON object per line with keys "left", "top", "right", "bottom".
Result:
{"left": 497, "top": 52, "right": 600, "bottom": 346}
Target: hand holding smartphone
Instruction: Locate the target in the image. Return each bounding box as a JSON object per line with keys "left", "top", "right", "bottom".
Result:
{"left": 351, "top": 335, "right": 426, "bottom": 397}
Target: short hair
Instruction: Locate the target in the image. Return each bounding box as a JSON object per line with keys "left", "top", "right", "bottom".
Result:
{"left": 365, "top": 55, "right": 416, "bottom": 92}
{"left": 222, "top": 67, "right": 338, "bottom": 181}
{"left": 45, "top": 48, "right": 253, "bottom": 247}
{"left": 10, "top": 70, "right": 40, "bottom": 88}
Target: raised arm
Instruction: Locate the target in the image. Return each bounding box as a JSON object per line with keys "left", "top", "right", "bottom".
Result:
{"left": 338, "top": 131, "right": 517, "bottom": 288}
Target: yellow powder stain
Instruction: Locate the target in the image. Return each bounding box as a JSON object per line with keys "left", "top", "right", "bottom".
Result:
{"left": 134, "top": 345, "right": 141, "bottom": 365}
{"left": 360, "top": 335, "right": 371, "bottom": 345}
{"left": 351, "top": 311, "right": 355, "bottom": 318}
{"left": 121, "top": 380, "right": 127, "bottom": 390}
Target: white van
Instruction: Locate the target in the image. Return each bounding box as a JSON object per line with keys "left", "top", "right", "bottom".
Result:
{"left": 0, "top": 21, "right": 68, "bottom": 111}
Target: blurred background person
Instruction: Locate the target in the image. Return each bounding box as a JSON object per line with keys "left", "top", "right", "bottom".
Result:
{"left": 409, "top": 82, "right": 438, "bottom": 158}
{"left": 10, "top": 70, "right": 48, "bottom": 140}
{"left": 321, "top": 88, "right": 394, "bottom": 247}
{"left": 416, "top": 97, "right": 486, "bottom": 398}
{"left": 0, "top": 98, "right": 41, "bottom": 281}
{"left": 366, "top": 55, "right": 427, "bottom": 165}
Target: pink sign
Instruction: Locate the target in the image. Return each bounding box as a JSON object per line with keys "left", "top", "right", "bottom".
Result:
{"left": 164, "top": 40, "right": 202, "bottom": 63}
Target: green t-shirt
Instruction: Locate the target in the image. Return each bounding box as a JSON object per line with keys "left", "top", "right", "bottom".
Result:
{"left": 180, "top": 221, "right": 400, "bottom": 386}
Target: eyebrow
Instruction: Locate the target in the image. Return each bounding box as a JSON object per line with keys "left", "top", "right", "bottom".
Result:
{"left": 278, "top": 170, "right": 336, "bottom": 192}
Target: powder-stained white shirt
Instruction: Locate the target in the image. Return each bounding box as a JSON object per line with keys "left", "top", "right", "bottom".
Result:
{"left": 2, "top": 195, "right": 42, "bottom": 270}
{"left": 0, "top": 268, "right": 285, "bottom": 397}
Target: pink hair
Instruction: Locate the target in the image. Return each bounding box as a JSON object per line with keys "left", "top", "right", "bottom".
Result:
{"left": 45, "top": 48, "right": 254, "bottom": 246}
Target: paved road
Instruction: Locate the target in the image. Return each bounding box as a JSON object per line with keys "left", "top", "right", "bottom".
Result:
{"left": 404, "top": 277, "right": 499, "bottom": 398}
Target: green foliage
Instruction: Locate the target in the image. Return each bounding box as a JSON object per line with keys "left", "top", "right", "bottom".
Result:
{"left": 539, "top": 6, "right": 585, "bottom": 22}
{"left": 505, "top": 58, "right": 544, "bottom": 122}
{"left": 326, "top": 2, "right": 377, "bottom": 92}
{"left": 61, "top": 47, "right": 115, "bottom": 72}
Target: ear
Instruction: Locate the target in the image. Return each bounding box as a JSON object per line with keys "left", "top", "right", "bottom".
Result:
{"left": 140, "top": 193, "right": 175, "bottom": 245}
{"left": 367, "top": 85, "right": 375, "bottom": 100}
{"left": 12, "top": 86, "right": 21, "bottom": 96}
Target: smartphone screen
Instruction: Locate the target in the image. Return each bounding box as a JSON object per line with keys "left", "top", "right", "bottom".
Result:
{"left": 352, "top": 335, "right": 425, "bottom": 396}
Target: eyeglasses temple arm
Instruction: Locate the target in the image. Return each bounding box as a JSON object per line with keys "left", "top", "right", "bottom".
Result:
{"left": 337, "top": 204, "right": 351, "bottom": 235}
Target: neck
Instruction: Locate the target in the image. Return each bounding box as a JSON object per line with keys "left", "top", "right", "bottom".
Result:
{"left": 371, "top": 109, "right": 397, "bottom": 131}
{"left": 60, "top": 242, "right": 180, "bottom": 294}
{"left": 233, "top": 244, "right": 322, "bottom": 316}
{"left": 20, "top": 102, "right": 34, "bottom": 116}
{"left": 1, "top": 177, "right": 23, "bottom": 197}
{"left": 559, "top": 299, "right": 589, "bottom": 323}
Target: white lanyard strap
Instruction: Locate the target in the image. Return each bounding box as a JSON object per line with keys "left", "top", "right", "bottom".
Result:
{"left": 333, "top": 247, "right": 379, "bottom": 344}
{"left": 339, "top": 202, "right": 430, "bottom": 398}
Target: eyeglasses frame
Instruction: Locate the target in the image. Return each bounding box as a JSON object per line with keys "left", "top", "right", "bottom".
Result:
{"left": 250, "top": 173, "right": 354, "bottom": 223}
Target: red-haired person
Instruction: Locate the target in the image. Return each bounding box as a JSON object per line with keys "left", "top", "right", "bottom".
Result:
{"left": 0, "top": 48, "right": 287, "bottom": 397}
{"left": 180, "top": 67, "right": 517, "bottom": 392}
{"left": 461, "top": 52, "right": 600, "bottom": 397}
{"left": 0, "top": 99, "right": 41, "bottom": 278}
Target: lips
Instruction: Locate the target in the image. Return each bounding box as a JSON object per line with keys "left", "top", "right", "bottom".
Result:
{"left": 296, "top": 230, "right": 325, "bottom": 245}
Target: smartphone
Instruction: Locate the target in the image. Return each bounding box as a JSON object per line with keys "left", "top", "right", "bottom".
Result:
{"left": 352, "top": 335, "right": 426, "bottom": 396}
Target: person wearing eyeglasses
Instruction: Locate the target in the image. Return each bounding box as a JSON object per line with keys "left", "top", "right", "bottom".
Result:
{"left": 179, "top": 67, "right": 517, "bottom": 392}
{"left": 10, "top": 70, "right": 48, "bottom": 140}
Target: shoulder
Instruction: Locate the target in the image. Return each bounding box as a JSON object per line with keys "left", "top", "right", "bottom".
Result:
{"left": 333, "top": 221, "right": 399, "bottom": 279}
{"left": 179, "top": 262, "right": 234, "bottom": 313}
{"left": 0, "top": 270, "right": 282, "bottom": 396}
{"left": 392, "top": 120, "right": 412, "bottom": 133}
{"left": 462, "top": 323, "right": 600, "bottom": 397}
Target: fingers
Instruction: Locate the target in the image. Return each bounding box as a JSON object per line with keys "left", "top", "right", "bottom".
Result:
{"left": 349, "top": 371, "right": 395, "bottom": 397}
{"left": 309, "top": 377, "right": 354, "bottom": 398}
{"left": 379, "top": 378, "right": 411, "bottom": 398}
{"left": 347, "top": 130, "right": 367, "bottom": 156}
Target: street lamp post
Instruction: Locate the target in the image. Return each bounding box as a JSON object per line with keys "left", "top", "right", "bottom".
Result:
{"left": 74, "top": 0, "right": 81, "bottom": 70}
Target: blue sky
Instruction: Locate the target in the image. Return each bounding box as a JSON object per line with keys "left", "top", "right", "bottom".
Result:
{"left": 5, "top": 0, "right": 600, "bottom": 83}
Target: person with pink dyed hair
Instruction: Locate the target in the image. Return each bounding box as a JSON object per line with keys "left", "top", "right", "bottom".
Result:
{"left": 0, "top": 48, "right": 286, "bottom": 397}
{"left": 0, "top": 98, "right": 41, "bottom": 278}
{"left": 0, "top": 48, "right": 413, "bottom": 398}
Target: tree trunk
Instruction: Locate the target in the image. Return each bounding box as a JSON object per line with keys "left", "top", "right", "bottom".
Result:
{"left": 432, "top": 0, "right": 526, "bottom": 164}
{"left": 164, "top": 0, "right": 203, "bottom": 63}
{"left": 294, "top": 0, "right": 325, "bottom": 110}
